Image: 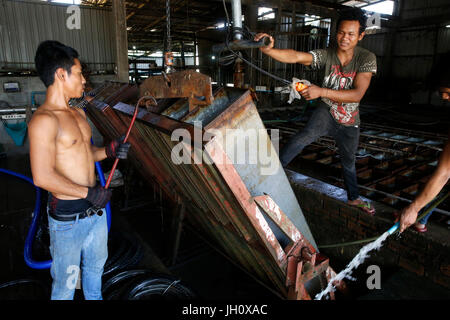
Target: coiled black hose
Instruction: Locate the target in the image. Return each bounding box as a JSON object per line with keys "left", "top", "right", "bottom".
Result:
{"left": 0, "top": 278, "right": 50, "bottom": 299}
{"left": 102, "top": 269, "right": 196, "bottom": 300}
{"left": 125, "top": 277, "right": 196, "bottom": 300}
{"left": 102, "top": 269, "right": 153, "bottom": 300}
{"left": 103, "top": 232, "right": 143, "bottom": 276}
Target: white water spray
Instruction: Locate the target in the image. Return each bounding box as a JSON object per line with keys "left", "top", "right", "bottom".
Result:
{"left": 315, "top": 231, "right": 390, "bottom": 300}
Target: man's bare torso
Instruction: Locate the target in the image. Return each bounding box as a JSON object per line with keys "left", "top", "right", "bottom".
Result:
{"left": 33, "top": 104, "right": 96, "bottom": 199}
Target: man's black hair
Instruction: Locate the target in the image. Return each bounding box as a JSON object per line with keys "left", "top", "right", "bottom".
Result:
{"left": 34, "top": 40, "right": 79, "bottom": 87}
{"left": 337, "top": 8, "right": 367, "bottom": 34}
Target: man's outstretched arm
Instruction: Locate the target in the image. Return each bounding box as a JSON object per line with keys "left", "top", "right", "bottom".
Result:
{"left": 399, "top": 136, "right": 450, "bottom": 232}
{"left": 254, "top": 33, "right": 313, "bottom": 65}
{"left": 28, "top": 113, "right": 89, "bottom": 198}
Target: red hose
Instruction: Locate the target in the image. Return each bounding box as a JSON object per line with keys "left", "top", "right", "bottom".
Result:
{"left": 104, "top": 96, "right": 153, "bottom": 189}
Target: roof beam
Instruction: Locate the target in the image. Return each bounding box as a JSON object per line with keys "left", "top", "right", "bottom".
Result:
{"left": 143, "top": 0, "right": 186, "bottom": 30}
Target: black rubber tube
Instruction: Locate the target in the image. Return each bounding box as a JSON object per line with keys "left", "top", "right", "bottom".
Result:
{"left": 104, "top": 232, "right": 143, "bottom": 276}
{"left": 102, "top": 269, "right": 196, "bottom": 300}
{"left": 102, "top": 269, "right": 153, "bottom": 299}
{"left": 125, "top": 276, "right": 196, "bottom": 300}
{"left": 0, "top": 278, "right": 50, "bottom": 299}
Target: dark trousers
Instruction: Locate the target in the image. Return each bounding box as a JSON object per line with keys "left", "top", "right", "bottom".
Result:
{"left": 279, "top": 102, "right": 360, "bottom": 201}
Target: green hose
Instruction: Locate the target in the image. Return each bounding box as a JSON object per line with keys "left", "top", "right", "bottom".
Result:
{"left": 318, "top": 192, "right": 449, "bottom": 249}
{"left": 262, "top": 102, "right": 310, "bottom": 124}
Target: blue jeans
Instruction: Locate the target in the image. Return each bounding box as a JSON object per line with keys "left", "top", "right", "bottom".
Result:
{"left": 418, "top": 208, "right": 433, "bottom": 225}
{"left": 47, "top": 208, "right": 108, "bottom": 300}
{"left": 279, "top": 102, "right": 360, "bottom": 201}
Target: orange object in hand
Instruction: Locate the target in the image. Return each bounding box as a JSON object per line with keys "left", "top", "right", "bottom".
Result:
{"left": 295, "top": 82, "right": 308, "bottom": 92}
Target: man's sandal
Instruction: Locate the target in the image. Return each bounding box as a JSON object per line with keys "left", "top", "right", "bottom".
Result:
{"left": 350, "top": 201, "right": 375, "bottom": 216}
{"left": 393, "top": 211, "right": 400, "bottom": 222}
{"left": 413, "top": 224, "right": 427, "bottom": 233}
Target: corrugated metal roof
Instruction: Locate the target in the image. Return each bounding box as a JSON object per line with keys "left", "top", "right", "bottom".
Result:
{"left": 394, "top": 28, "right": 435, "bottom": 56}
{"left": 392, "top": 55, "right": 434, "bottom": 81}
{"left": 401, "top": 0, "right": 450, "bottom": 20}
{"left": 0, "top": 0, "right": 115, "bottom": 71}
{"left": 360, "top": 23, "right": 450, "bottom": 81}
{"left": 360, "top": 33, "right": 387, "bottom": 57}
{"left": 437, "top": 26, "right": 450, "bottom": 54}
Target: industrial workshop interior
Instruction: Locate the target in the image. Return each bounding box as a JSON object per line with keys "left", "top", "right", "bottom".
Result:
{"left": 0, "top": 0, "right": 449, "bottom": 307}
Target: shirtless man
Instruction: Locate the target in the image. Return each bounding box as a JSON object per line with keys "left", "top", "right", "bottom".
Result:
{"left": 28, "top": 40, "right": 130, "bottom": 300}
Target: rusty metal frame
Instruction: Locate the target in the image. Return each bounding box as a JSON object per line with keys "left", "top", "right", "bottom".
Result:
{"left": 112, "top": 101, "right": 289, "bottom": 294}
{"left": 140, "top": 69, "right": 214, "bottom": 112}
{"left": 86, "top": 96, "right": 180, "bottom": 201}
{"left": 204, "top": 138, "right": 288, "bottom": 269}
{"left": 85, "top": 81, "right": 341, "bottom": 299}
{"left": 254, "top": 194, "right": 346, "bottom": 300}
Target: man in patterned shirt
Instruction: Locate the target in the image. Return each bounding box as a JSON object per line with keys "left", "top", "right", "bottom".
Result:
{"left": 255, "top": 8, "right": 377, "bottom": 215}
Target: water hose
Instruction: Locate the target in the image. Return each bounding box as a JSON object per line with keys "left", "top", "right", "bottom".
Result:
{"left": 0, "top": 168, "right": 50, "bottom": 269}
{"left": 386, "top": 191, "right": 449, "bottom": 235}
{"left": 102, "top": 269, "right": 196, "bottom": 300}
{"left": 318, "top": 192, "right": 449, "bottom": 249}
{"left": 0, "top": 164, "right": 112, "bottom": 269}
{"left": 103, "top": 232, "right": 143, "bottom": 276}
{"left": 95, "top": 150, "right": 112, "bottom": 231}
{"left": 1, "top": 158, "right": 112, "bottom": 269}
{"left": 0, "top": 278, "right": 50, "bottom": 299}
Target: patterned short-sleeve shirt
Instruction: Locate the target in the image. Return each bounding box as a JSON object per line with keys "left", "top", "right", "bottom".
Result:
{"left": 309, "top": 46, "right": 377, "bottom": 126}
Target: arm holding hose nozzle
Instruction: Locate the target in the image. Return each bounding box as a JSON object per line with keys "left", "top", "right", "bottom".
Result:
{"left": 398, "top": 137, "right": 450, "bottom": 233}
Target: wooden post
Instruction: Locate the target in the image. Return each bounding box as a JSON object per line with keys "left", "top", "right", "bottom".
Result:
{"left": 194, "top": 35, "right": 198, "bottom": 70}
{"left": 329, "top": 11, "right": 338, "bottom": 48}
{"left": 428, "top": 24, "right": 439, "bottom": 104}
{"left": 133, "top": 60, "right": 138, "bottom": 83}
{"left": 112, "top": 0, "right": 129, "bottom": 83}
{"left": 385, "top": 0, "right": 405, "bottom": 84}
{"left": 181, "top": 41, "right": 186, "bottom": 69}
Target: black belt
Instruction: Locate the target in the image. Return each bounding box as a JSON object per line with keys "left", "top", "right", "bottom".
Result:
{"left": 49, "top": 206, "right": 103, "bottom": 222}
